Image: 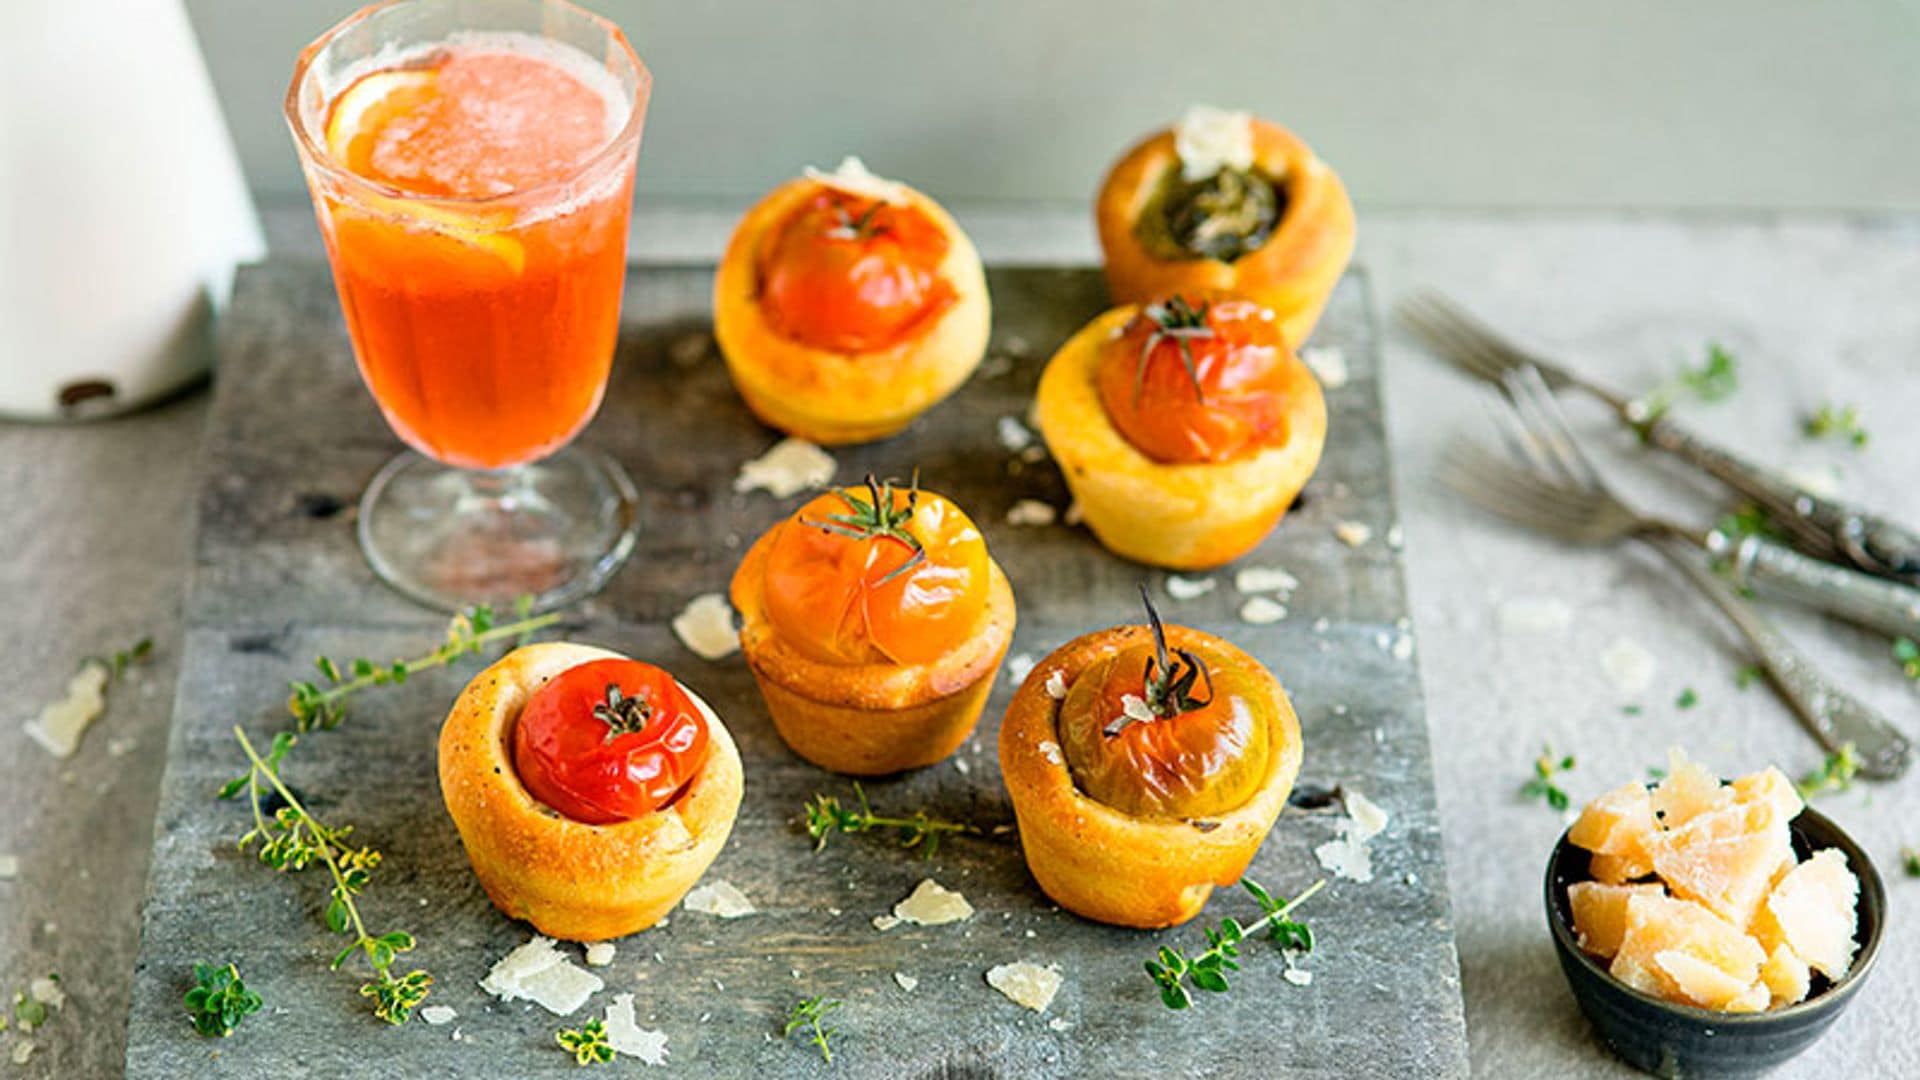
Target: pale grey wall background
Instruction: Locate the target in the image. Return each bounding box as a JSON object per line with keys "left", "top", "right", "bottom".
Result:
{"left": 188, "top": 0, "right": 1920, "bottom": 217}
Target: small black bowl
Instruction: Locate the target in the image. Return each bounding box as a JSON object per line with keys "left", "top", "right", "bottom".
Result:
{"left": 1545, "top": 803, "right": 1886, "bottom": 1079}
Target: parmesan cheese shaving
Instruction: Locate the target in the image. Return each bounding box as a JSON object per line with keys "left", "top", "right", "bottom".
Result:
{"left": 1006, "top": 499, "right": 1057, "bottom": 527}
{"left": 893, "top": 972, "right": 919, "bottom": 992}
{"left": 1037, "top": 739, "right": 1063, "bottom": 766}
{"left": 1239, "top": 596, "right": 1288, "bottom": 624}
{"left": 803, "top": 155, "right": 909, "bottom": 204}
{"left": 672, "top": 593, "right": 739, "bottom": 661}
{"left": 1283, "top": 968, "right": 1314, "bottom": 987}
{"left": 1174, "top": 105, "right": 1255, "bottom": 182}
{"left": 0, "top": 854, "right": 17, "bottom": 880}
{"left": 1601, "top": 637, "right": 1658, "bottom": 696}
{"left": 1234, "top": 566, "right": 1299, "bottom": 595}
{"left": 893, "top": 878, "right": 974, "bottom": 926}
{"left": 735, "top": 437, "right": 835, "bottom": 498}
{"left": 1007, "top": 653, "right": 1036, "bottom": 685}
{"left": 479, "top": 935, "right": 604, "bottom": 1015}
{"left": 1118, "top": 694, "right": 1154, "bottom": 726}
{"left": 27, "top": 977, "right": 64, "bottom": 1011}
{"left": 420, "top": 1005, "right": 458, "bottom": 1025}
{"left": 1315, "top": 788, "right": 1391, "bottom": 884}
{"left": 985, "top": 961, "right": 1063, "bottom": 1012}
{"left": 1334, "top": 521, "right": 1373, "bottom": 548}
{"left": 1047, "top": 1016, "right": 1073, "bottom": 1032}
{"left": 996, "top": 415, "right": 1035, "bottom": 452}
{"left": 1044, "top": 670, "right": 1069, "bottom": 700}
{"left": 10, "top": 1041, "right": 33, "bottom": 1066}
{"left": 683, "top": 880, "right": 757, "bottom": 918}
{"left": 604, "top": 993, "right": 671, "bottom": 1066}
{"left": 584, "top": 942, "right": 616, "bottom": 967}
{"left": 1165, "top": 575, "right": 1216, "bottom": 600}
{"left": 872, "top": 914, "right": 902, "bottom": 931}
{"left": 1300, "top": 346, "right": 1349, "bottom": 389}
{"left": 24, "top": 661, "right": 108, "bottom": 759}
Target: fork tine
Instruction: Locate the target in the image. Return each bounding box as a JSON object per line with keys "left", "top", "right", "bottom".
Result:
{"left": 1438, "top": 442, "right": 1599, "bottom": 541}
{"left": 1401, "top": 293, "right": 1540, "bottom": 376}
{"left": 1502, "top": 366, "right": 1607, "bottom": 492}
{"left": 1443, "top": 439, "right": 1606, "bottom": 521}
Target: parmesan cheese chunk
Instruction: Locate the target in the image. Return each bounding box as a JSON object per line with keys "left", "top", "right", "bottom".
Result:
{"left": 735, "top": 437, "right": 835, "bottom": 498}
{"left": 1300, "top": 346, "right": 1348, "bottom": 390}
{"left": 584, "top": 942, "right": 616, "bottom": 967}
{"left": 1047, "top": 1015, "right": 1074, "bottom": 1032}
{"left": 28, "top": 977, "right": 64, "bottom": 1011}
{"left": 1005, "top": 499, "right": 1057, "bottom": 527}
{"left": 1044, "top": 671, "right": 1069, "bottom": 701}
{"left": 996, "top": 415, "right": 1035, "bottom": 452}
{"left": 1174, "top": 105, "right": 1255, "bottom": 182}
{"left": 683, "top": 880, "right": 757, "bottom": 919}
{"left": 604, "top": 993, "right": 671, "bottom": 1066}
{"left": 1239, "top": 596, "right": 1288, "bottom": 624}
{"left": 1234, "top": 566, "right": 1299, "bottom": 595}
{"left": 1334, "top": 521, "right": 1373, "bottom": 548}
{"left": 0, "top": 854, "right": 17, "bottom": 880}
{"left": 480, "top": 935, "right": 603, "bottom": 1016}
{"left": 1036, "top": 739, "right": 1063, "bottom": 766}
{"left": 1600, "top": 637, "right": 1658, "bottom": 696}
{"left": 11, "top": 1041, "right": 33, "bottom": 1065}
{"left": 985, "top": 961, "right": 1063, "bottom": 1012}
{"left": 1315, "top": 788, "right": 1391, "bottom": 883}
{"left": 672, "top": 593, "right": 739, "bottom": 661}
{"left": 1283, "top": 968, "right": 1314, "bottom": 987}
{"left": 893, "top": 972, "right": 918, "bottom": 992}
{"left": 24, "top": 661, "right": 108, "bottom": 759}
{"left": 1166, "top": 575, "right": 1216, "bottom": 600}
{"left": 1117, "top": 694, "right": 1155, "bottom": 728}
{"left": 420, "top": 1005, "right": 458, "bottom": 1025}
{"left": 893, "top": 878, "right": 974, "bottom": 926}
{"left": 803, "top": 155, "right": 908, "bottom": 204}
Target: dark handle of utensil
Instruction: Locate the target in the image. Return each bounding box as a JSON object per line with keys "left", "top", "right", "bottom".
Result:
{"left": 1710, "top": 532, "right": 1920, "bottom": 642}
{"left": 1639, "top": 416, "right": 1920, "bottom": 586}
{"left": 1654, "top": 540, "right": 1913, "bottom": 781}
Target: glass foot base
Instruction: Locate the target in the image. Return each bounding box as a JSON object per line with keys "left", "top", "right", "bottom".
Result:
{"left": 357, "top": 446, "right": 639, "bottom": 613}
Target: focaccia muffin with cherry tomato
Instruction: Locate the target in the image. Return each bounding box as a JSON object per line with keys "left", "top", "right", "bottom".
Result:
{"left": 713, "top": 156, "right": 991, "bottom": 445}
{"left": 1000, "top": 589, "right": 1302, "bottom": 928}
{"left": 1035, "top": 289, "right": 1326, "bottom": 569}
{"left": 731, "top": 473, "right": 1015, "bottom": 775}
{"left": 1097, "top": 106, "right": 1354, "bottom": 347}
{"left": 439, "top": 642, "right": 744, "bottom": 941}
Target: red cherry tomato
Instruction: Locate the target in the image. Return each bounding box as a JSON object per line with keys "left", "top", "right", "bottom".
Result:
{"left": 511, "top": 658, "right": 711, "bottom": 825}
{"left": 1096, "top": 290, "right": 1303, "bottom": 464}
{"left": 757, "top": 187, "right": 956, "bottom": 353}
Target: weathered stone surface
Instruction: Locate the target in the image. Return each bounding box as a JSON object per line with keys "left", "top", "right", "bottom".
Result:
{"left": 125, "top": 261, "right": 1467, "bottom": 1077}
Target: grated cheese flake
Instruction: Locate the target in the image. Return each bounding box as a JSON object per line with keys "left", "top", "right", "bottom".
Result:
{"left": 584, "top": 942, "right": 616, "bottom": 968}
{"left": 1166, "top": 575, "right": 1216, "bottom": 600}
{"left": 996, "top": 415, "right": 1035, "bottom": 452}
{"left": 683, "top": 880, "right": 757, "bottom": 918}
{"left": 734, "top": 437, "right": 835, "bottom": 498}
{"left": 24, "top": 661, "right": 109, "bottom": 759}
{"left": 1315, "top": 788, "right": 1390, "bottom": 883}
{"left": 479, "top": 935, "right": 604, "bottom": 1015}
{"left": 11, "top": 1041, "right": 33, "bottom": 1066}
{"left": 1283, "top": 968, "right": 1314, "bottom": 987}
{"left": 803, "top": 155, "right": 908, "bottom": 204}
{"left": 893, "top": 878, "right": 974, "bottom": 926}
{"left": 1498, "top": 596, "right": 1572, "bottom": 636}
{"left": 893, "top": 972, "right": 919, "bottom": 992}
{"left": 1239, "top": 597, "right": 1288, "bottom": 625}
{"left": 1007, "top": 653, "right": 1036, "bottom": 685}
{"left": 27, "top": 977, "right": 64, "bottom": 1011}
{"left": 1301, "top": 346, "right": 1348, "bottom": 389}
{"left": 1044, "top": 670, "right": 1069, "bottom": 700}
{"left": 1047, "top": 1016, "right": 1073, "bottom": 1032}
{"left": 985, "top": 961, "right": 1063, "bottom": 1012}
{"left": 1006, "top": 499, "right": 1057, "bottom": 527}
{"left": 604, "top": 993, "right": 671, "bottom": 1066}
{"left": 1037, "top": 739, "right": 1064, "bottom": 766}
{"left": 1600, "top": 637, "right": 1658, "bottom": 696}
{"left": 0, "top": 854, "right": 17, "bottom": 880}
{"left": 1234, "top": 566, "right": 1299, "bottom": 595}
{"left": 672, "top": 593, "right": 739, "bottom": 661}
{"left": 1334, "top": 521, "right": 1373, "bottom": 548}
{"left": 1174, "top": 105, "right": 1255, "bottom": 182}
{"left": 1118, "top": 694, "right": 1155, "bottom": 726}
{"left": 872, "top": 914, "right": 902, "bottom": 931}
{"left": 420, "top": 1005, "right": 458, "bottom": 1025}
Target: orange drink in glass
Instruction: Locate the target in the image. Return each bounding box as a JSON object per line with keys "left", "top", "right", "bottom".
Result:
{"left": 286, "top": 0, "right": 648, "bottom": 611}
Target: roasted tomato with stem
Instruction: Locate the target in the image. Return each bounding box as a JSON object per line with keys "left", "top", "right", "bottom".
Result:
{"left": 1057, "top": 588, "right": 1272, "bottom": 818}
{"left": 512, "top": 658, "right": 711, "bottom": 825}
{"left": 1096, "top": 290, "right": 1301, "bottom": 464}
{"left": 757, "top": 187, "right": 957, "bottom": 353}
{"left": 763, "top": 473, "right": 989, "bottom": 666}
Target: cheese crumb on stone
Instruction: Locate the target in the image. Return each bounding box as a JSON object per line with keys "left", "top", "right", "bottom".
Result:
{"left": 1047, "top": 1016, "right": 1073, "bottom": 1032}
{"left": 734, "top": 437, "right": 835, "bottom": 498}
{"left": 985, "top": 961, "right": 1064, "bottom": 1012}
{"left": 893, "top": 878, "right": 974, "bottom": 926}
{"left": 1166, "top": 575, "right": 1216, "bottom": 600}
{"left": 11, "top": 1041, "right": 34, "bottom": 1065}
{"left": 1007, "top": 653, "right": 1036, "bottom": 685}
{"left": 1283, "top": 968, "right": 1314, "bottom": 987}
{"left": 997, "top": 415, "right": 1035, "bottom": 452}
{"left": 683, "top": 880, "right": 756, "bottom": 918}
{"left": 28, "top": 977, "right": 64, "bottom": 1011}
{"left": 24, "top": 661, "right": 109, "bottom": 759}
{"left": 584, "top": 942, "right": 616, "bottom": 968}
{"left": 803, "top": 155, "right": 908, "bottom": 204}
{"left": 1063, "top": 501, "right": 1085, "bottom": 527}
{"left": 672, "top": 593, "right": 739, "bottom": 661}
{"left": 872, "top": 914, "right": 902, "bottom": 931}
{"left": 1173, "top": 105, "right": 1255, "bottom": 182}
{"left": 1498, "top": 596, "right": 1572, "bottom": 636}
{"left": 604, "top": 993, "right": 671, "bottom": 1066}
{"left": 1315, "top": 788, "right": 1390, "bottom": 884}
{"left": 1600, "top": 637, "right": 1658, "bottom": 696}
{"left": 480, "top": 935, "right": 604, "bottom": 1015}
{"left": 1006, "top": 499, "right": 1057, "bottom": 527}
{"left": 1300, "top": 346, "right": 1348, "bottom": 389}
{"left": 1334, "top": 521, "right": 1373, "bottom": 548}
{"left": 0, "top": 854, "right": 17, "bottom": 880}
{"left": 1044, "top": 671, "right": 1069, "bottom": 700}
{"left": 1234, "top": 566, "right": 1299, "bottom": 595}
{"left": 1240, "top": 597, "right": 1288, "bottom": 625}
{"left": 420, "top": 1005, "right": 458, "bottom": 1025}
{"left": 1037, "top": 739, "right": 1064, "bottom": 766}
{"left": 893, "top": 972, "right": 918, "bottom": 992}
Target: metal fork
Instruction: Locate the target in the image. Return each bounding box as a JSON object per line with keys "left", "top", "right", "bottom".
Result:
{"left": 1442, "top": 368, "right": 1911, "bottom": 779}
{"left": 1402, "top": 291, "right": 1920, "bottom": 586}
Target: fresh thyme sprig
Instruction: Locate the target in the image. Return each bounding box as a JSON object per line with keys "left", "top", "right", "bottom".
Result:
{"left": 1803, "top": 402, "right": 1869, "bottom": 449}
{"left": 290, "top": 598, "right": 558, "bottom": 731}
{"left": 1145, "top": 877, "right": 1325, "bottom": 1010}
{"left": 783, "top": 995, "right": 841, "bottom": 1062}
{"left": 220, "top": 727, "right": 431, "bottom": 1024}
{"left": 1133, "top": 295, "right": 1215, "bottom": 404}
{"left": 803, "top": 782, "right": 977, "bottom": 858}
{"left": 91, "top": 636, "right": 155, "bottom": 680}
{"left": 183, "top": 962, "right": 262, "bottom": 1038}
{"left": 1108, "top": 585, "right": 1213, "bottom": 736}
{"left": 1795, "top": 743, "right": 1859, "bottom": 800}
{"left": 799, "top": 473, "right": 928, "bottom": 586}
{"left": 556, "top": 1018, "right": 615, "bottom": 1065}
{"left": 1636, "top": 341, "right": 1739, "bottom": 426}
{"left": 1521, "top": 746, "right": 1576, "bottom": 811}
{"left": 1892, "top": 637, "right": 1919, "bottom": 681}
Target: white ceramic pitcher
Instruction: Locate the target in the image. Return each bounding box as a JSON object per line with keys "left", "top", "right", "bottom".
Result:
{"left": 0, "top": 0, "right": 264, "bottom": 420}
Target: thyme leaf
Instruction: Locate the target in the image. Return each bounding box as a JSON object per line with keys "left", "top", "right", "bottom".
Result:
{"left": 802, "top": 783, "right": 978, "bottom": 858}
{"left": 783, "top": 995, "right": 841, "bottom": 1062}
{"left": 1144, "top": 878, "right": 1324, "bottom": 1009}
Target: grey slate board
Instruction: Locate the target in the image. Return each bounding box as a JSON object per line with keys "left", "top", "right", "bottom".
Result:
{"left": 127, "top": 261, "right": 1469, "bottom": 1078}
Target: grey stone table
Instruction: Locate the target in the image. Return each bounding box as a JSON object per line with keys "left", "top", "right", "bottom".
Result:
{"left": 3, "top": 210, "right": 1917, "bottom": 1077}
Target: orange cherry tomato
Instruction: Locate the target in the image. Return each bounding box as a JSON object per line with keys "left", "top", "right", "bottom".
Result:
{"left": 757, "top": 188, "right": 956, "bottom": 353}
{"left": 1056, "top": 641, "right": 1272, "bottom": 819}
{"left": 512, "top": 658, "right": 711, "bottom": 825}
{"left": 762, "top": 477, "right": 989, "bottom": 666}
{"left": 1095, "top": 290, "right": 1297, "bottom": 464}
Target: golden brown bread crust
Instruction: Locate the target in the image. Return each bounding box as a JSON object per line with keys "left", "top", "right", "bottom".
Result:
{"left": 1034, "top": 306, "right": 1326, "bottom": 570}
{"left": 999, "top": 624, "right": 1302, "bottom": 928}
{"left": 730, "top": 527, "right": 1016, "bottom": 775}
{"left": 438, "top": 642, "right": 744, "bottom": 941}
{"left": 713, "top": 176, "right": 992, "bottom": 445}
{"left": 1095, "top": 119, "right": 1355, "bottom": 347}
